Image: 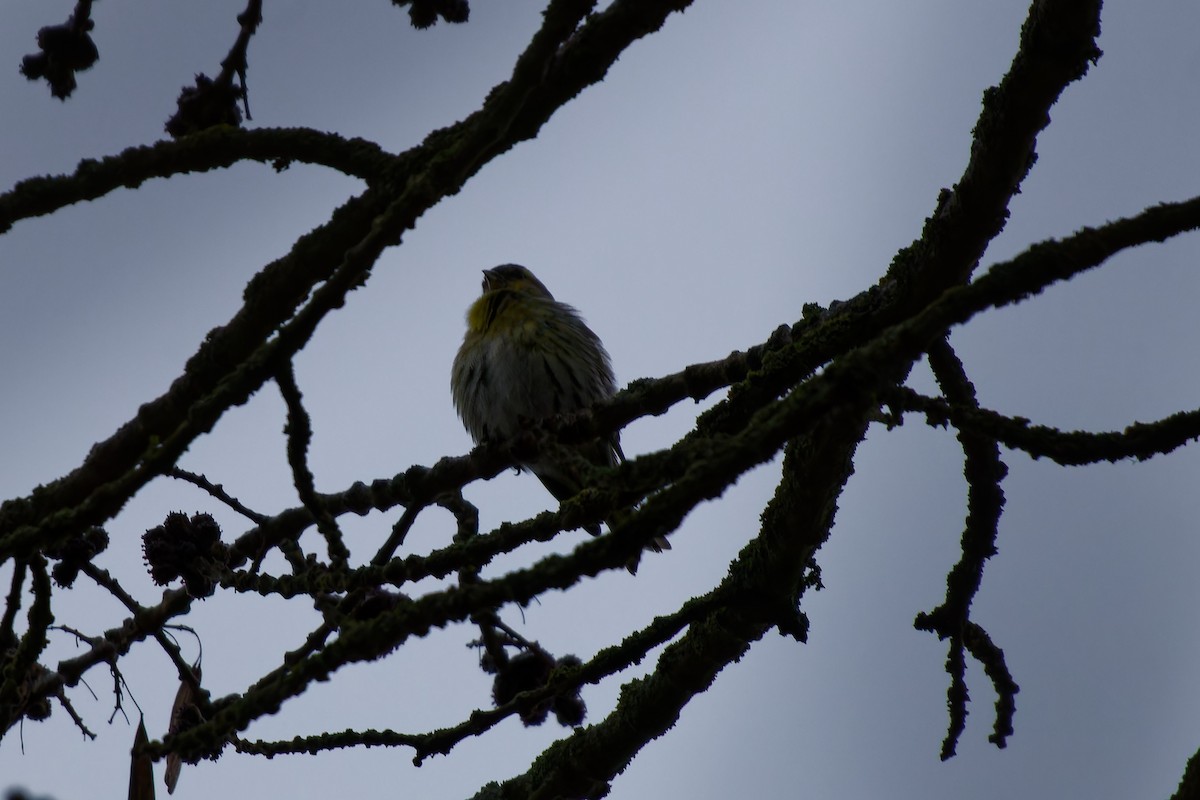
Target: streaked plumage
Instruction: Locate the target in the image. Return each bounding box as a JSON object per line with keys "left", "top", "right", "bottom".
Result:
{"left": 451, "top": 264, "right": 667, "bottom": 566}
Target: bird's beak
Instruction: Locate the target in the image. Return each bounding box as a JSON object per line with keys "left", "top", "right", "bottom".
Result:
{"left": 481, "top": 268, "right": 497, "bottom": 292}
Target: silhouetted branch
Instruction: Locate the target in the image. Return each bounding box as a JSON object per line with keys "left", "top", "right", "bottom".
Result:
{"left": 891, "top": 387, "right": 1200, "bottom": 466}
{"left": 166, "top": 468, "right": 267, "bottom": 524}
{"left": 220, "top": 0, "right": 263, "bottom": 119}
{"left": 220, "top": 585, "right": 729, "bottom": 763}
{"left": 79, "top": 564, "right": 202, "bottom": 699}
{"left": 0, "top": 556, "right": 53, "bottom": 734}
{"left": 964, "top": 621, "right": 1019, "bottom": 750}
{"left": 1170, "top": 748, "right": 1200, "bottom": 800}
{"left": 0, "top": 560, "right": 25, "bottom": 649}
{"left": 277, "top": 363, "right": 350, "bottom": 567}
{"left": 886, "top": 0, "right": 1102, "bottom": 297}
{"left": 164, "top": 0, "right": 262, "bottom": 136}
{"left": 913, "top": 338, "right": 1010, "bottom": 758}
{"left": 371, "top": 504, "right": 426, "bottom": 566}
{"left": 20, "top": 590, "right": 193, "bottom": 718}
{"left": 0, "top": 127, "right": 392, "bottom": 234}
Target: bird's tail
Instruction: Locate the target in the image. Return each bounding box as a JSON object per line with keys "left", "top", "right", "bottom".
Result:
{"left": 603, "top": 506, "right": 670, "bottom": 574}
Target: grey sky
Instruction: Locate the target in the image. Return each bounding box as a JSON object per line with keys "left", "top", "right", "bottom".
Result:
{"left": 2, "top": 1, "right": 1199, "bottom": 798}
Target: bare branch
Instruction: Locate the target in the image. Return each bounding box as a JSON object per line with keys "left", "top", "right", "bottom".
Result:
{"left": 277, "top": 364, "right": 350, "bottom": 567}
{"left": 914, "top": 338, "right": 1012, "bottom": 759}
{"left": 891, "top": 388, "right": 1200, "bottom": 466}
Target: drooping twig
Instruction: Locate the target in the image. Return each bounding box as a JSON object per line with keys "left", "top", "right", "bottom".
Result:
{"left": 914, "top": 337, "right": 1013, "bottom": 759}
{"left": 964, "top": 620, "right": 1019, "bottom": 749}
{"left": 80, "top": 564, "right": 202, "bottom": 699}
{"left": 277, "top": 363, "right": 350, "bottom": 567}
{"left": 0, "top": 556, "right": 53, "bottom": 735}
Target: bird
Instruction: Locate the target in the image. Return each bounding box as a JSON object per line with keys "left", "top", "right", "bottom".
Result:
{"left": 450, "top": 264, "right": 668, "bottom": 568}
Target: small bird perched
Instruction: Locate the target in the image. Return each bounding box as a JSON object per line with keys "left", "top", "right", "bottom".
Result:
{"left": 450, "top": 264, "right": 667, "bottom": 567}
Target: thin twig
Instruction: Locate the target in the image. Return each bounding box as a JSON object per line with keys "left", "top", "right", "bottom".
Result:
{"left": 166, "top": 468, "right": 267, "bottom": 524}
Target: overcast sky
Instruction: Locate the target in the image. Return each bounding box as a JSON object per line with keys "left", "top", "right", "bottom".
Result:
{"left": 3, "top": 2, "right": 1200, "bottom": 798}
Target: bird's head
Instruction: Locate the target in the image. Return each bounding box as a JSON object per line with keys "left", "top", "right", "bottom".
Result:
{"left": 480, "top": 264, "right": 554, "bottom": 300}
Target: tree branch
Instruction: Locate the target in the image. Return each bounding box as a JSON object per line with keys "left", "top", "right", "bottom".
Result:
{"left": 891, "top": 386, "right": 1200, "bottom": 466}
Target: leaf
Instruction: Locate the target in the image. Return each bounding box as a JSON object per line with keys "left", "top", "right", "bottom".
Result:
{"left": 128, "top": 717, "right": 155, "bottom": 800}
{"left": 165, "top": 665, "right": 202, "bottom": 794}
